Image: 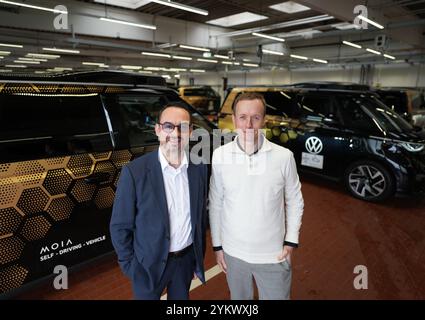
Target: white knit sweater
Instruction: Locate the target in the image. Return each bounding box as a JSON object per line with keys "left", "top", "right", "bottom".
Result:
{"left": 209, "top": 136, "right": 304, "bottom": 264}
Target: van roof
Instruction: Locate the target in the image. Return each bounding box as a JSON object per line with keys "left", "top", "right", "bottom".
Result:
{"left": 0, "top": 70, "right": 166, "bottom": 87}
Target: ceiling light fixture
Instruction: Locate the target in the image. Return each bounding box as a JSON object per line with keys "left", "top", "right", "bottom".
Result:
{"left": 263, "top": 49, "right": 284, "bottom": 56}
{"left": 252, "top": 32, "right": 285, "bottom": 42}
{"left": 142, "top": 52, "right": 171, "bottom": 58}
{"left": 357, "top": 15, "right": 384, "bottom": 29}
{"left": 27, "top": 53, "right": 60, "bottom": 59}
{"left": 190, "top": 69, "right": 206, "bottom": 72}
{"left": 0, "top": 0, "right": 68, "bottom": 13}
{"left": 214, "top": 54, "right": 230, "bottom": 59}
{"left": 179, "top": 44, "right": 210, "bottom": 52}
{"left": 0, "top": 43, "right": 23, "bottom": 48}
{"left": 0, "top": 51, "right": 11, "bottom": 55}
{"left": 149, "top": 0, "right": 208, "bottom": 16}
{"left": 290, "top": 54, "right": 308, "bottom": 60}
{"left": 243, "top": 63, "right": 259, "bottom": 67}
{"left": 366, "top": 48, "right": 381, "bottom": 55}
{"left": 121, "top": 65, "right": 143, "bottom": 70}
{"left": 342, "top": 40, "right": 362, "bottom": 49}
{"left": 172, "top": 55, "right": 193, "bottom": 60}
{"left": 42, "top": 47, "right": 80, "bottom": 54}
{"left": 313, "top": 58, "right": 328, "bottom": 64}
{"left": 100, "top": 17, "right": 156, "bottom": 30}
{"left": 6, "top": 64, "right": 26, "bottom": 68}
{"left": 13, "top": 60, "right": 40, "bottom": 64}
{"left": 383, "top": 54, "right": 395, "bottom": 60}
{"left": 197, "top": 58, "right": 218, "bottom": 63}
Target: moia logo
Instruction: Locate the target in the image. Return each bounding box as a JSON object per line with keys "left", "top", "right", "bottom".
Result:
{"left": 353, "top": 265, "right": 368, "bottom": 290}
{"left": 40, "top": 239, "right": 73, "bottom": 254}
{"left": 53, "top": 265, "right": 68, "bottom": 290}
{"left": 53, "top": 5, "right": 68, "bottom": 30}
{"left": 353, "top": 5, "right": 368, "bottom": 29}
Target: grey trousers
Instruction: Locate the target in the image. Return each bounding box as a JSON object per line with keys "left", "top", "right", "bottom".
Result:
{"left": 224, "top": 251, "right": 292, "bottom": 300}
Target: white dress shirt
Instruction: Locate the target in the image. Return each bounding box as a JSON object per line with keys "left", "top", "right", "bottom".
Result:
{"left": 158, "top": 148, "right": 192, "bottom": 252}
{"left": 209, "top": 135, "right": 304, "bottom": 264}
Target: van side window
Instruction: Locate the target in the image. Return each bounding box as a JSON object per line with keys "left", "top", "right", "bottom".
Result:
{"left": 262, "top": 91, "right": 298, "bottom": 118}
{"left": 299, "top": 94, "right": 336, "bottom": 121}
{"left": 0, "top": 94, "right": 112, "bottom": 163}
{"left": 337, "top": 96, "right": 381, "bottom": 133}
{"left": 113, "top": 94, "right": 167, "bottom": 147}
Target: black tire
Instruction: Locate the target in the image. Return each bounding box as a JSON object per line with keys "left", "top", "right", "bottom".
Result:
{"left": 344, "top": 160, "right": 395, "bottom": 202}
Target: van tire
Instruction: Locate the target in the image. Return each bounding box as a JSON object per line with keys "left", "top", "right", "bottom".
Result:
{"left": 344, "top": 160, "right": 395, "bottom": 202}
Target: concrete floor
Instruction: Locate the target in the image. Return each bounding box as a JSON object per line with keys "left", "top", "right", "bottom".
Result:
{"left": 16, "top": 176, "right": 425, "bottom": 300}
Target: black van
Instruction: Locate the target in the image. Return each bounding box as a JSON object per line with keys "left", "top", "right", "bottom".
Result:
{"left": 219, "top": 83, "right": 425, "bottom": 202}
{"left": 0, "top": 71, "right": 215, "bottom": 297}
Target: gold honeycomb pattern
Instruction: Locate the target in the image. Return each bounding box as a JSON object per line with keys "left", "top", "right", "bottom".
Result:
{"left": 91, "top": 152, "right": 111, "bottom": 160}
{"left": 0, "top": 208, "right": 23, "bottom": 236}
{"left": 46, "top": 196, "right": 74, "bottom": 221}
{"left": 94, "top": 187, "right": 115, "bottom": 209}
{"left": 20, "top": 215, "right": 51, "bottom": 241}
{"left": 43, "top": 169, "right": 73, "bottom": 195}
{"left": 0, "top": 236, "right": 25, "bottom": 264}
{"left": 110, "top": 150, "right": 132, "bottom": 169}
{"left": 45, "top": 157, "right": 67, "bottom": 167}
{"left": 0, "top": 178, "right": 18, "bottom": 207}
{"left": 0, "top": 264, "right": 28, "bottom": 293}
{"left": 0, "top": 163, "right": 10, "bottom": 173}
{"left": 93, "top": 161, "right": 115, "bottom": 185}
{"left": 17, "top": 187, "right": 50, "bottom": 214}
{"left": 15, "top": 161, "right": 45, "bottom": 187}
{"left": 67, "top": 154, "right": 94, "bottom": 178}
{"left": 70, "top": 179, "right": 96, "bottom": 203}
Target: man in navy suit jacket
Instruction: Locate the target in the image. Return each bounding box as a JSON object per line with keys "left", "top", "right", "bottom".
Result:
{"left": 110, "top": 102, "right": 208, "bottom": 300}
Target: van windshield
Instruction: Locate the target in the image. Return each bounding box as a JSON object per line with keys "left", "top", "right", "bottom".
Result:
{"left": 360, "top": 94, "right": 414, "bottom": 133}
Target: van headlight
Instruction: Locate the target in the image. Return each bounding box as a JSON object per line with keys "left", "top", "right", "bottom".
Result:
{"left": 400, "top": 142, "right": 425, "bottom": 152}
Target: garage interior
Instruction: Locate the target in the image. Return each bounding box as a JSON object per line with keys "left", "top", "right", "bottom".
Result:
{"left": 1, "top": 0, "right": 425, "bottom": 300}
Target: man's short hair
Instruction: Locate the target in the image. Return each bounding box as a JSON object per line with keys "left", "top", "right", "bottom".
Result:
{"left": 158, "top": 101, "right": 192, "bottom": 122}
{"left": 232, "top": 92, "right": 266, "bottom": 115}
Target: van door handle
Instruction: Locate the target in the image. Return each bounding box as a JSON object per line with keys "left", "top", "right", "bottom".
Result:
{"left": 84, "top": 172, "right": 110, "bottom": 184}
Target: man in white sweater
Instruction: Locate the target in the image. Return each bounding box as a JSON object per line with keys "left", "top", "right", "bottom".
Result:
{"left": 209, "top": 92, "right": 304, "bottom": 300}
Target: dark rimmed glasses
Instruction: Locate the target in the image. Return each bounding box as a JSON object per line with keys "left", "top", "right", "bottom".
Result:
{"left": 158, "top": 121, "right": 192, "bottom": 133}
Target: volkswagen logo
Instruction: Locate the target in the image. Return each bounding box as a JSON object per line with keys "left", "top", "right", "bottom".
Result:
{"left": 305, "top": 137, "right": 323, "bottom": 154}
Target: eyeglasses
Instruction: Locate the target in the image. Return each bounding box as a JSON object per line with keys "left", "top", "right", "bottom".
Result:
{"left": 158, "top": 121, "right": 192, "bottom": 133}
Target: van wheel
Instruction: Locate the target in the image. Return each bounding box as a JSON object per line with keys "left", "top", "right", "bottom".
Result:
{"left": 344, "top": 161, "right": 395, "bottom": 202}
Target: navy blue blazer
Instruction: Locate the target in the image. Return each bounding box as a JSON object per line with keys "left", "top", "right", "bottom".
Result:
{"left": 110, "top": 150, "right": 208, "bottom": 291}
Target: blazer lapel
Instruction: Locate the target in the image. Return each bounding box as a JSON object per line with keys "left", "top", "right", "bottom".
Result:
{"left": 187, "top": 163, "right": 199, "bottom": 238}
{"left": 148, "top": 157, "right": 170, "bottom": 236}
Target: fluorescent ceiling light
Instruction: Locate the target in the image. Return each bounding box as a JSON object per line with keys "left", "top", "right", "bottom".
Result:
{"left": 0, "top": 0, "right": 68, "bottom": 13}
{"left": 53, "top": 67, "right": 73, "bottom": 71}
{"left": 172, "top": 55, "right": 192, "bottom": 61}
{"left": 93, "top": 0, "right": 150, "bottom": 10}
{"left": 27, "top": 53, "right": 60, "bottom": 59}
{"left": 222, "top": 61, "right": 233, "bottom": 65}
{"left": 234, "top": 62, "right": 240, "bottom": 65}
{"left": 277, "top": 28, "right": 322, "bottom": 38}
{"left": 157, "top": 43, "right": 177, "bottom": 49}
{"left": 14, "top": 60, "right": 40, "bottom": 64}
{"left": 214, "top": 54, "right": 230, "bottom": 59}
{"left": 174, "top": 74, "right": 180, "bottom": 78}
{"left": 6, "top": 64, "right": 26, "bottom": 68}
{"left": 366, "top": 48, "right": 381, "bottom": 55}
{"left": 43, "top": 47, "right": 80, "bottom": 54}
{"left": 357, "top": 15, "right": 384, "bottom": 29}
{"left": 179, "top": 44, "right": 210, "bottom": 52}
{"left": 144, "top": 67, "right": 161, "bottom": 71}
{"left": 149, "top": 0, "right": 208, "bottom": 16}
{"left": 121, "top": 65, "right": 143, "bottom": 70}
{"left": 142, "top": 52, "right": 171, "bottom": 58}
{"left": 342, "top": 40, "right": 362, "bottom": 49}
{"left": 169, "top": 68, "right": 187, "bottom": 72}
{"left": 290, "top": 54, "right": 308, "bottom": 60}
{"left": 383, "top": 54, "right": 395, "bottom": 60}
{"left": 313, "top": 58, "right": 328, "bottom": 64}
{"left": 82, "top": 62, "right": 109, "bottom": 68}
{"left": 139, "top": 70, "right": 153, "bottom": 74}
{"left": 263, "top": 49, "right": 284, "bottom": 56}
{"left": 190, "top": 69, "right": 205, "bottom": 72}
{"left": 243, "top": 58, "right": 251, "bottom": 62}
{"left": 0, "top": 43, "right": 23, "bottom": 48}
{"left": 243, "top": 63, "right": 259, "bottom": 67}
{"left": 207, "top": 12, "right": 268, "bottom": 27}
{"left": 0, "top": 51, "right": 11, "bottom": 55}
{"left": 100, "top": 17, "right": 156, "bottom": 30}
{"left": 332, "top": 22, "right": 359, "bottom": 30}
{"left": 0, "top": 69, "right": 12, "bottom": 72}
{"left": 269, "top": 1, "right": 310, "bottom": 14}
{"left": 18, "top": 57, "right": 48, "bottom": 62}
{"left": 197, "top": 58, "right": 218, "bottom": 63}
{"left": 252, "top": 32, "right": 285, "bottom": 42}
